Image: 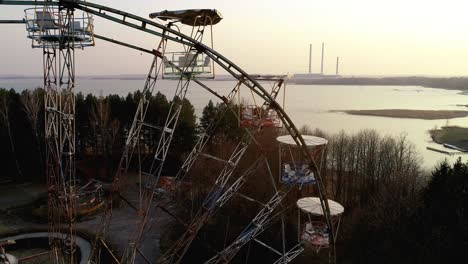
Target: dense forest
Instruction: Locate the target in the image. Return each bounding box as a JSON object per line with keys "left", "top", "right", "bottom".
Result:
{"left": 0, "top": 87, "right": 467, "bottom": 263}
{"left": 0, "top": 88, "right": 197, "bottom": 182}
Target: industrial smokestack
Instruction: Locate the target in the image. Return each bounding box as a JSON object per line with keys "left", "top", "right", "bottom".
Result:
{"left": 321, "top": 42, "right": 324, "bottom": 75}
{"left": 336, "top": 56, "right": 339, "bottom": 75}
{"left": 309, "top": 44, "right": 312, "bottom": 74}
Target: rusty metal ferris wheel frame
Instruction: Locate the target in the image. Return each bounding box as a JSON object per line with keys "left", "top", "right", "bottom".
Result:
{"left": 0, "top": 0, "right": 336, "bottom": 262}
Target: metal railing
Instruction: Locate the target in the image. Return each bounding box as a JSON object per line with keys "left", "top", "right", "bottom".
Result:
{"left": 163, "top": 51, "right": 213, "bottom": 78}
{"left": 24, "top": 7, "right": 94, "bottom": 48}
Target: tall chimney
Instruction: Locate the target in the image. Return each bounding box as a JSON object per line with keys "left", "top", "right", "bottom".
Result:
{"left": 336, "top": 56, "right": 339, "bottom": 75}
{"left": 321, "top": 42, "right": 324, "bottom": 75}
{"left": 309, "top": 44, "right": 312, "bottom": 74}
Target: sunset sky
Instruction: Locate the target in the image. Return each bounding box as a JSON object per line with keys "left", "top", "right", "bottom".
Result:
{"left": 1, "top": 0, "right": 467, "bottom": 76}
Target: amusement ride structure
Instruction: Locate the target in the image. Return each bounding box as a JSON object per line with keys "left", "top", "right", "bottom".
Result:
{"left": 0, "top": 1, "right": 344, "bottom": 263}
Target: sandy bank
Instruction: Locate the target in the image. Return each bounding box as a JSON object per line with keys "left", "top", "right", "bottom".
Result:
{"left": 333, "top": 109, "right": 468, "bottom": 120}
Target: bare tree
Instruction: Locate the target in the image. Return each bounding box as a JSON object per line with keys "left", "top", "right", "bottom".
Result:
{"left": 90, "top": 95, "right": 108, "bottom": 155}
{"left": 21, "top": 88, "right": 43, "bottom": 168}
{"left": 89, "top": 95, "right": 120, "bottom": 178}
{"left": 325, "top": 130, "right": 422, "bottom": 208}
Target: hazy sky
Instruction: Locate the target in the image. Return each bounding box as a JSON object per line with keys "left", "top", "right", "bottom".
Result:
{"left": 1, "top": 0, "right": 468, "bottom": 76}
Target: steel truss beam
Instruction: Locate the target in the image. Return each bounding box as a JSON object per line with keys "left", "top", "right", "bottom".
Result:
{"left": 0, "top": 19, "right": 24, "bottom": 23}
{"left": 204, "top": 189, "right": 289, "bottom": 264}
{"left": 158, "top": 157, "right": 265, "bottom": 264}
{"left": 263, "top": 78, "right": 284, "bottom": 108}
{"left": 174, "top": 81, "right": 241, "bottom": 184}
{"left": 273, "top": 244, "right": 304, "bottom": 264}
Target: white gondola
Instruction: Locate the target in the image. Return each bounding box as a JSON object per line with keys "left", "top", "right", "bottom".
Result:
{"left": 296, "top": 197, "right": 344, "bottom": 249}
{"left": 240, "top": 106, "right": 282, "bottom": 128}
{"left": 149, "top": 9, "right": 222, "bottom": 79}
{"left": 238, "top": 75, "right": 286, "bottom": 129}
{"left": 277, "top": 135, "right": 328, "bottom": 185}
{"left": 24, "top": 7, "right": 94, "bottom": 48}
{"left": 163, "top": 51, "right": 213, "bottom": 78}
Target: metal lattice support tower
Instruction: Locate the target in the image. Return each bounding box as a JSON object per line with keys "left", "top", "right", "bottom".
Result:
{"left": 39, "top": 2, "right": 78, "bottom": 262}
{"left": 44, "top": 43, "right": 64, "bottom": 262}
{"left": 59, "top": 8, "right": 78, "bottom": 261}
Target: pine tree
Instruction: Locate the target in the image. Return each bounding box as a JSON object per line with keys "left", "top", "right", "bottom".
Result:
{"left": 200, "top": 99, "right": 216, "bottom": 130}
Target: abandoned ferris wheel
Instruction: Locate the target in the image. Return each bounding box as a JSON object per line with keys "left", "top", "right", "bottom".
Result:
{"left": 0, "top": 1, "right": 344, "bottom": 263}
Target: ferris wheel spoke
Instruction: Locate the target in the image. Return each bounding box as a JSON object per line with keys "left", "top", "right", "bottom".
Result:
{"left": 89, "top": 42, "right": 166, "bottom": 262}
{"left": 158, "top": 141, "right": 251, "bottom": 263}
{"left": 205, "top": 187, "right": 293, "bottom": 264}
{"left": 174, "top": 81, "right": 242, "bottom": 184}
{"left": 158, "top": 157, "right": 265, "bottom": 264}
{"left": 272, "top": 243, "right": 305, "bottom": 264}
{"left": 121, "top": 48, "right": 208, "bottom": 263}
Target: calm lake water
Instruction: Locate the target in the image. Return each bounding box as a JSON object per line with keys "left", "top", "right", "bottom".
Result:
{"left": 2, "top": 77, "right": 468, "bottom": 170}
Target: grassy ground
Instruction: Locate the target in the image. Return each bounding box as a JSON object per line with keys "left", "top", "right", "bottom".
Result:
{"left": 0, "top": 182, "right": 47, "bottom": 237}
{"left": 429, "top": 126, "right": 468, "bottom": 150}
{"left": 0, "top": 182, "right": 46, "bottom": 211}
{"left": 336, "top": 109, "right": 468, "bottom": 120}
{"left": 0, "top": 222, "right": 11, "bottom": 234}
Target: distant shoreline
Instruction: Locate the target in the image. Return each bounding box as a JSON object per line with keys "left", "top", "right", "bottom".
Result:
{"left": 332, "top": 109, "right": 468, "bottom": 120}
{"left": 291, "top": 76, "right": 468, "bottom": 92}
{"left": 2, "top": 76, "right": 468, "bottom": 92}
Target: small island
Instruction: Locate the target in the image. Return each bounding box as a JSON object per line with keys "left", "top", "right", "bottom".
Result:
{"left": 333, "top": 109, "right": 468, "bottom": 120}
{"left": 429, "top": 126, "right": 468, "bottom": 151}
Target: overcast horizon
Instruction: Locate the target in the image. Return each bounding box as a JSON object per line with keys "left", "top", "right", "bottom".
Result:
{"left": 1, "top": 0, "right": 468, "bottom": 77}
